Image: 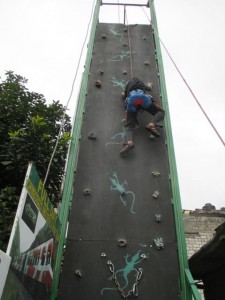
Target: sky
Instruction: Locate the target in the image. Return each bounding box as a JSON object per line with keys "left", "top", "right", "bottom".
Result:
{"left": 0, "top": 0, "right": 225, "bottom": 210}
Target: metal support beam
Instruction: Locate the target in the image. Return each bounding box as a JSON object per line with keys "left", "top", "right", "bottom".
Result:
{"left": 148, "top": 1, "right": 201, "bottom": 299}
{"left": 101, "top": 2, "right": 148, "bottom": 7}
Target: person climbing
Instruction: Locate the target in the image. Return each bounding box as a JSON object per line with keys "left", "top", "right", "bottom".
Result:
{"left": 120, "top": 77, "right": 165, "bottom": 156}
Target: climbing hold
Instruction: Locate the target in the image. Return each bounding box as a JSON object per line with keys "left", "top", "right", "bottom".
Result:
{"left": 144, "top": 61, "right": 150, "bottom": 66}
{"left": 101, "top": 253, "right": 107, "bottom": 258}
{"left": 95, "top": 80, "right": 101, "bottom": 88}
{"left": 154, "top": 237, "right": 164, "bottom": 250}
{"left": 117, "top": 238, "right": 127, "bottom": 247}
{"left": 98, "top": 70, "right": 104, "bottom": 75}
{"left": 140, "top": 254, "right": 147, "bottom": 259}
{"left": 152, "top": 171, "right": 161, "bottom": 177}
{"left": 143, "top": 36, "right": 147, "bottom": 40}
{"left": 122, "top": 70, "right": 127, "bottom": 75}
{"left": 155, "top": 214, "right": 162, "bottom": 223}
{"left": 83, "top": 188, "right": 91, "bottom": 196}
{"left": 101, "top": 34, "right": 106, "bottom": 39}
{"left": 88, "top": 132, "right": 97, "bottom": 140}
{"left": 149, "top": 134, "right": 155, "bottom": 140}
{"left": 123, "top": 43, "right": 128, "bottom": 47}
{"left": 75, "top": 269, "right": 82, "bottom": 277}
{"left": 152, "top": 191, "right": 159, "bottom": 199}
{"left": 123, "top": 27, "right": 127, "bottom": 32}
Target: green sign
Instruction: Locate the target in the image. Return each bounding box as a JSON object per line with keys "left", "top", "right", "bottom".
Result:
{"left": 25, "top": 164, "right": 61, "bottom": 241}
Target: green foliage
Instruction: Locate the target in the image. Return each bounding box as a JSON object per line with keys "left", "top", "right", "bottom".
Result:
{"left": 0, "top": 187, "right": 19, "bottom": 251}
{"left": 0, "top": 71, "right": 71, "bottom": 249}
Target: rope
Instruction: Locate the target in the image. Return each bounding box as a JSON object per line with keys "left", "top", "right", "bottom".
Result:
{"left": 159, "top": 38, "right": 225, "bottom": 148}
{"left": 117, "top": 0, "right": 120, "bottom": 23}
{"left": 43, "top": 0, "right": 96, "bottom": 186}
{"left": 141, "top": 7, "right": 225, "bottom": 148}
{"left": 124, "top": 6, "right": 134, "bottom": 78}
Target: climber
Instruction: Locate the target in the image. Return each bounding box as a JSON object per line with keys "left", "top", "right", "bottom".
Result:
{"left": 120, "top": 77, "right": 165, "bottom": 156}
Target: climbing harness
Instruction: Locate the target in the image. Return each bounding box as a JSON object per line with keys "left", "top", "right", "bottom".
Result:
{"left": 126, "top": 89, "right": 152, "bottom": 112}
{"left": 106, "top": 260, "right": 143, "bottom": 299}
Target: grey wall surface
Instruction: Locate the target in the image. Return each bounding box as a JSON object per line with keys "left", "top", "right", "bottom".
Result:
{"left": 58, "top": 23, "right": 181, "bottom": 300}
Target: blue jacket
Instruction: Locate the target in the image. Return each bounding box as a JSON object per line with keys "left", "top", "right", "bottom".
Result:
{"left": 126, "top": 89, "right": 152, "bottom": 112}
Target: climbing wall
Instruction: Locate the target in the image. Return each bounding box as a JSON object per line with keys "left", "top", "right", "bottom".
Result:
{"left": 58, "top": 23, "right": 181, "bottom": 299}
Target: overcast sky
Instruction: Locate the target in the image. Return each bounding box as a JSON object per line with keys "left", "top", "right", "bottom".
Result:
{"left": 1, "top": 0, "right": 225, "bottom": 210}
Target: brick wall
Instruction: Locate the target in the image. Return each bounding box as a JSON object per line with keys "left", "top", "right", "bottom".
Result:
{"left": 183, "top": 208, "right": 225, "bottom": 258}
{"left": 183, "top": 204, "right": 225, "bottom": 299}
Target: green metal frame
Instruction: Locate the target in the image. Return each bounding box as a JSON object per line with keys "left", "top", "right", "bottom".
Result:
{"left": 148, "top": 1, "right": 201, "bottom": 299}
{"left": 50, "top": 1, "right": 101, "bottom": 298}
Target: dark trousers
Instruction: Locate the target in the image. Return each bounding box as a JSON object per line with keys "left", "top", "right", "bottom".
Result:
{"left": 124, "top": 103, "right": 165, "bottom": 143}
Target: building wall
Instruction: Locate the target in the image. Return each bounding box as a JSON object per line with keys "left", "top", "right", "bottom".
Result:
{"left": 183, "top": 203, "right": 225, "bottom": 299}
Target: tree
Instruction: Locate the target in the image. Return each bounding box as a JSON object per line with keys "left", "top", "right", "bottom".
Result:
{"left": 0, "top": 187, "right": 19, "bottom": 250}
{"left": 0, "top": 71, "right": 71, "bottom": 251}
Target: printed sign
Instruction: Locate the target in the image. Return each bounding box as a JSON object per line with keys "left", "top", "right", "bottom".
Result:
{"left": 1, "top": 163, "right": 61, "bottom": 300}
{"left": 21, "top": 193, "right": 38, "bottom": 233}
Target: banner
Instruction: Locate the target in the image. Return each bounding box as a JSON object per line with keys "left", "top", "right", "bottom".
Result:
{"left": 2, "top": 163, "right": 61, "bottom": 300}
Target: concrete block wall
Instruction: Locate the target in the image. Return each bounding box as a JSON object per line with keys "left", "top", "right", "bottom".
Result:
{"left": 183, "top": 203, "right": 225, "bottom": 299}
{"left": 183, "top": 205, "right": 225, "bottom": 258}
